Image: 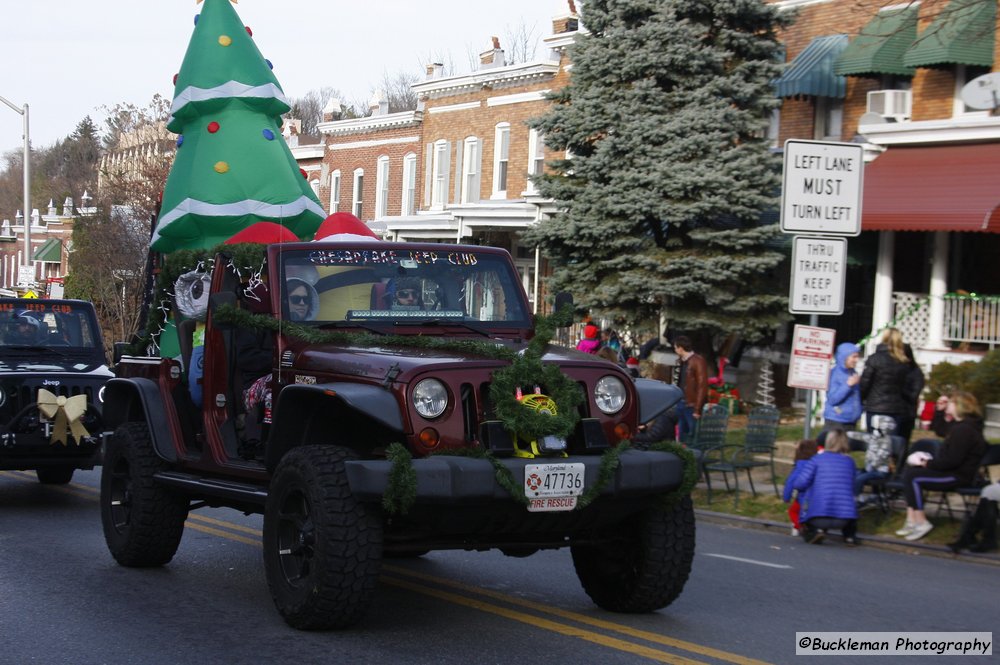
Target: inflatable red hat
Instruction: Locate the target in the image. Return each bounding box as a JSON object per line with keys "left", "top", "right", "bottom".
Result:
{"left": 583, "top": 324, "right": 600, "bottom": 340}
{"left": 223, "top": 221, "right": 299, "bottom": 245}
{"left": 313, "top": 212, "right": 380, "bottom": 241}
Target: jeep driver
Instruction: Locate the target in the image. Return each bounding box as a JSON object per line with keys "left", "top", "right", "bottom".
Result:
{"left": 102, "top": 241, "right": 694, "bottom": 630}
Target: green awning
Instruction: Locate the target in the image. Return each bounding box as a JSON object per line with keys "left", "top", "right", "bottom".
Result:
{"left": 904, "top": 0, "right": 996, "bottom": 68}
{"left": 33, "top": 238, "right": 62, "bottom": 263}
{"left": 774, "top": 35, "right": 849, "bottom": 98}
{"left": 834, "top": 5, "right": 919, "bottom": 77}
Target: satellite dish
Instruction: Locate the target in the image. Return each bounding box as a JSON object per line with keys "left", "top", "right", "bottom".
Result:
{"left": 858, "top": 111, "right": 888, "bottom": 126}
{"left": 960, "top": 72, "right": 1000, "bottom": 110}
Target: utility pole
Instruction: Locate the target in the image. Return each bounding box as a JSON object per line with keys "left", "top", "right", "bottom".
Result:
{"left": 0, "top": 95, "right": 31, "bottom": 283}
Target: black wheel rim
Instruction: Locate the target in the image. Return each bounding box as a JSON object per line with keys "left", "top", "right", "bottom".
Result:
{"left": 107, "top": 453, "right": 132, "bottom": 534}
{"left": 275, "top": 487, "right": 316, "bottom": 588}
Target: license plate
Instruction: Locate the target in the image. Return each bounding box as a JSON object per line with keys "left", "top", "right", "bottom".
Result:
{"left": 524, "top": 463, "right": 585, "bottom": 512}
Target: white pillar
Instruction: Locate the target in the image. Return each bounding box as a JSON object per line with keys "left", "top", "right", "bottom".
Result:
{"left": 869, "top": 230, "right": 895, "bottom": 354}
{"left": 925, "top": 231, "right": 949, "bottom": 350}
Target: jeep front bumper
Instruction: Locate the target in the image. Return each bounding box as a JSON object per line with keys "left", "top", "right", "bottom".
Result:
{"left": 344, "top": 449, "right": 685, "bottom": 503}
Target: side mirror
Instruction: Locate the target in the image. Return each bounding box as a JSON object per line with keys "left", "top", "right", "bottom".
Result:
{"left": 112, "top": 341, "right": 129, "bottom": 364}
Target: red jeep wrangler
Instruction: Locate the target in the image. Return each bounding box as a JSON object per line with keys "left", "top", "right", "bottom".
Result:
{"left": 102, "top": 241, "right": 693, "bottom": 630}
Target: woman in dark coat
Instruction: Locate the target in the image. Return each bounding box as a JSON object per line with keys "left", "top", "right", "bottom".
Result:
{"left": 860, "top": 328, "right": 911, "bottom": 434}
{"left": 897, "top": 391, "right": 988, "bottom": 542}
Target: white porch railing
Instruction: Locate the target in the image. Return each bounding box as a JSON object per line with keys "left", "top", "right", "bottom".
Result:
{"left": 889, "top": 292, "right": 1000, "bottom": 350}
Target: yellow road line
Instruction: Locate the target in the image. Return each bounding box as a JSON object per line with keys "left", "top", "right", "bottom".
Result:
{"left": 185, "top": 520, "right": 261, "bottom": 547}
{"left": 384, "top": 564, "right": 771, "bottom": 665}
{"left": 1, "top": 470, "right": 769, "bottom": 664}
{"left": 382, "top": 575, "right": 708, "bottom": 665}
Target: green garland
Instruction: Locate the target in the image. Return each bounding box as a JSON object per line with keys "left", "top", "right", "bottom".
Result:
{"left": 647, "top": 440, "right": 700, "bottom": 508}
{"left": 577, "top": 441, "right": 631, "bottom": 509}
{"left": 382, "top": 443, "right": 418, "bottom": 515}
{"left": 212, "top": 305, "right": 520, "bottom": 360}
{"left": 488, "top": 303, "right": 581, "bottom": 441}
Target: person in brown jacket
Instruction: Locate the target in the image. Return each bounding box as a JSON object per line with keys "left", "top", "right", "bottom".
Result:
{"left": 674, "top": 335, "right": 708, "bottom": 439}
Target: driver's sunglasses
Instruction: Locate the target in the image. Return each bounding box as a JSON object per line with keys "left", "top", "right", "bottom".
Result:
{"left": 397, "top": 289, "right": 418, "bottom": 299}
{"left": 289, "top": 295, "right": 309, "bottom": 305}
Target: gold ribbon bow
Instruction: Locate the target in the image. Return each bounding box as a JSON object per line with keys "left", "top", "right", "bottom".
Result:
{"left": 36, "top": 389, "right": 90, "bottom": 446}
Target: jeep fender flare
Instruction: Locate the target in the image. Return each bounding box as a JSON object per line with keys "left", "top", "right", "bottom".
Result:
{"left": 634, "top": 378, "right": 683, "bottom": 424}
{"left": 266, "top": 383, "right": 404, "bottom": 470}
{"left": 101, "top": 377, "right": 178, "bottom": 462}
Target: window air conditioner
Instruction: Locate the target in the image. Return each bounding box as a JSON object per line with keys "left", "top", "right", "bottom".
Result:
{"left": 867, "top": 89, "right": 912, "bottom": 121}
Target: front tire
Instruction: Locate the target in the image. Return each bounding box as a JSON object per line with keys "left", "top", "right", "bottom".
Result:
{"left": 101, "top": 422, "right": 188, "bottom": 567}
{"left": 572, "top": 495, "right": 695, "bottom": 613}
{"left": 36, "top": 466, "right": 74, "bottom": 484}
{"left": 264, "top": 445, "right": 383, "bottom": 630}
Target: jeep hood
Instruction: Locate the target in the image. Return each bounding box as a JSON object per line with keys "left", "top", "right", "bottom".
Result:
{"left": 290, "top": 340, "right": 612, "bottom": 381}
{"left": 0, "top": 357, "right": 113, "bottom": 376}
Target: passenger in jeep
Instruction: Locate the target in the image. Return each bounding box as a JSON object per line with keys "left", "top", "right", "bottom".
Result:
{"left": 389, "top": 277, "right": 423, "bottom": 309}
{"left": 286, "top": 278, "right": 317, "bottom": 321}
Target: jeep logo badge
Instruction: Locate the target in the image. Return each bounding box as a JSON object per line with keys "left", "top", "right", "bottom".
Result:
{"left": 42, "top": 380, "right": 61, "bottom": 387}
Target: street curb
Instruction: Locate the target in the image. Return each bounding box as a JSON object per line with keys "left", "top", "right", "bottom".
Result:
{"left": 694, "top": 509, "right": 1000, "bottom": 567}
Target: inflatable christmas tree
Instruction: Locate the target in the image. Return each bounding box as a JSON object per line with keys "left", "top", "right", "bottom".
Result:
{"left": 151, "top": 0, "right": 326, "bottom": 253}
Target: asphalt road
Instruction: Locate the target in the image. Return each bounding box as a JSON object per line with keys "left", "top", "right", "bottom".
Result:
{"left": 1, "top": 468, "right": 996, "bottom": 665}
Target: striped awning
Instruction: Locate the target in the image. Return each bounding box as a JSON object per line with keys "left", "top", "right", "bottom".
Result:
{"left": 904, "top": 0, "right": 997, "bottom": 69}
{"left": 775, "top": 35, "right": 849, "bottom": 98}
{"left": 32, "top": 238, "right": 62, "bottom": 263}
{"left": 834, "top": 5, "right": 919, "bottom": 77}
{"left": 862, "top": 143, "right": 1000, "bottom": 233}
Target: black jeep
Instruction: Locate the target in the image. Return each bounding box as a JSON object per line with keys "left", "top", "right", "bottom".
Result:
{"left": 103, "top": 241, "right": 694, "bottom": 630}
{"left": 0, "top": 299, "right": 112, "bottom": 484}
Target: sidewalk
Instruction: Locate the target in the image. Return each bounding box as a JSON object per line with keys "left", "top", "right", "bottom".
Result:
{"left": 694, "top": 445, "right": 1000, "bottom": 567}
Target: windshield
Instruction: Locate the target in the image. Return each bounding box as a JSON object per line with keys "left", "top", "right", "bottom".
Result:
{"left": 0, "top": 300, "right": 103, "bottom": 350}
{"left": 276, "top": 247, "right": 531, "bottom": 327}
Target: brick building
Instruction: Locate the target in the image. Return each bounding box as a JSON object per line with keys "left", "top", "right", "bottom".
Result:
{"left": 313, "top": 8, "right": 580, "bottom": 313}
{"left": 773, "top": 0, "right": 1000, "bottom": 364}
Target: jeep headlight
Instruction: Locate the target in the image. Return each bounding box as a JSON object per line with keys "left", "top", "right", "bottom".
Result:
{"left": 97, "top": 385, "right": 106, "bottom": 404}
{"left": 594, "top": 376, "right": 626, "bottom": 415}
{"left": 412, "top": 378, "right": 448, "bottom": 419}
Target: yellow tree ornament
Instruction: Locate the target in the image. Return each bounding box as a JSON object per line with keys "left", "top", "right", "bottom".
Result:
{"left": 36, "top": 389, "right": 90, "bottom": 446}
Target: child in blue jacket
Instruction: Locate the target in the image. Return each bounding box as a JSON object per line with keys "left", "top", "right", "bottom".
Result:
{"left": 823, "top": 342, "right": 862, "bottom": 431}
{"left": 789, "top": 429, "right": 860, "bottom": 545}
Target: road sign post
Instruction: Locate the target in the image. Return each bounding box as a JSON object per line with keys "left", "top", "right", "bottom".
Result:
{"left": 780, "top": 140, "right": 863, "bottom": 437}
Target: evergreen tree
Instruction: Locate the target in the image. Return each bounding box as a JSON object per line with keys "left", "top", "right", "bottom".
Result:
{"left": 524, "top": 0, "right": 793, "bottom": 344}
{"left": 152, "top": 0, "right": 325, "bottom": 252}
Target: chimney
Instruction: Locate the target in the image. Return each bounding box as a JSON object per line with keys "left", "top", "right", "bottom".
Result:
{"left": 479, "top": 37, "right": 506, "bottom": 69}
{"left": 323, "top": 97, "right": 343, "bottom": 121}
{"left": 62, "top": 197, "right": 73, "bottom": 217}
{"left": 283, "top": 119, "right": 302, "bottom": 146}
{"left": 369, "top": 90, "right": 389, "bottom": 116}
{"left": 553, "top": 0, "right": 580, "bottom": 34}
{"left": 47, "top": 199, "right": 56, "bottom": 217}
{"left": 425, "top": 62, "right": 444, "bottom": 80}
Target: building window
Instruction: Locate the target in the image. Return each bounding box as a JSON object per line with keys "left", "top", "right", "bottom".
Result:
{"left": 310, "top": 179, "right": 320, "bottom": 198}
{"left": 492, "top": 123, "right": 510, "bottom": 199}
{"left": 814, "top": 97, "right": 843, "bottom": 141}
{"left": 526, "top": 129, "right": 545, "bottom": 194}
{"left": 431, "top": 140, "right": 450, "bottom": 209}
{"left": 401, "top": 152, "right": 417, "bottom": 215}
{"left": 461, "top": 137, "right": 480, "bottom": 204}
{"left": 352, "top": 168, "right": 364, "bottom": 219}
{"left": 330, "top": 170, "right": 341, "bottom": 212}
{"left": 375, "top": 156, "right": 390, "bottom": 219}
